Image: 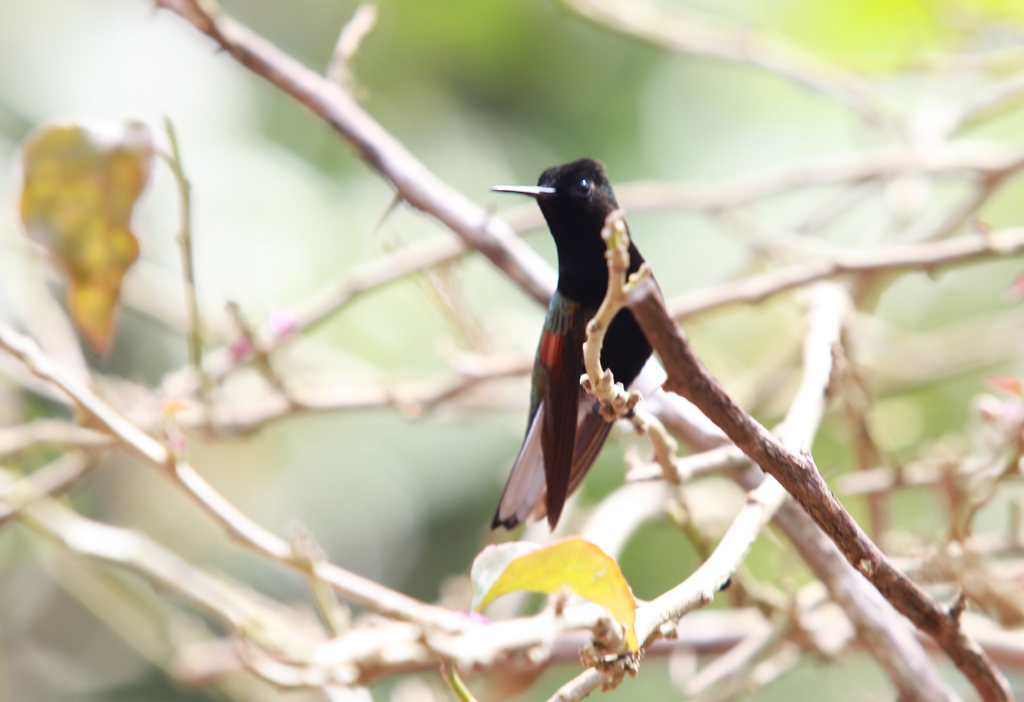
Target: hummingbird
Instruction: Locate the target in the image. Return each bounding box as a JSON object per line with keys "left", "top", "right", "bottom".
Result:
{"left": 491, "top": 158, "right": 653, "bottom": 530}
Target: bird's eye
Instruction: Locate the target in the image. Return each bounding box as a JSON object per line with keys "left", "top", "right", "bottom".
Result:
{"left": 572, "top": 178, "right": 594, "bottom": 199}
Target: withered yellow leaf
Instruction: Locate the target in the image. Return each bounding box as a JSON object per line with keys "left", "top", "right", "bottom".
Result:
{"left": 470, "top": 537, "right": 638, "bottom": 651}
{"left": 20, "top": 122, "right": 154, "bottom": 353}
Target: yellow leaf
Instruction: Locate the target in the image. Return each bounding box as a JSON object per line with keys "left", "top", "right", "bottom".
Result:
{"left": 471, "top": 537, "right": 638, "bottom": 652}
{"left": 20, "top": 122, "right": 154, "bottom": 353}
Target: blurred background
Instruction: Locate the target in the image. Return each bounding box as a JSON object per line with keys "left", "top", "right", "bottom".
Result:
{"left": 3, "top": 0, "right": 1024, "bottom": 699}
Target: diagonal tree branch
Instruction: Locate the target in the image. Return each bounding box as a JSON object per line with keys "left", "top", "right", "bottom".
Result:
{"left": 766, "top": 489, "right": 961, "bottom": 701}
{"left": 0, "top": 452, "right": 97, "bottom": 526}
{"left": 168, "top": 235, "right": 470, "bottom": 391}
{"left": 153, "top": 0, "right": 556, "bottom": 306}
{"left": 626, "top": 275, "right": 1011, "bottom": 701}
{"left": 549, "top": 246, "right": 866, "bottom": 700}
{"left": 630, "top": 285, "right": 840, "bottom": 647}
{"left": 0, "top": 319, "right": 466, "bottom": 632}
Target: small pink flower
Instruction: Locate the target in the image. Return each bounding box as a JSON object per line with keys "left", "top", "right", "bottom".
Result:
{"left": 228, "top": 336, "right": 253, "bottom": 364}
{"left": 268, "top": 310, "right": 298, "bottom": 339}
{"left": 455, "top": 611, "right": 490, "bottom": 624}
{"left": 167, "top": 429, "right": 187, "bottom": 456}
{"left": 1006, "top": 272, "right": 1024, "bottom": 301}
{"left": 986, "top": 375, "right": 1024, "bottom": 397}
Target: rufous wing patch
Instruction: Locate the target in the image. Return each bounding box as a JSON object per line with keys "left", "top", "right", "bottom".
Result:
{"left": 539, "top": 329, "right": 564, "bottom": 371}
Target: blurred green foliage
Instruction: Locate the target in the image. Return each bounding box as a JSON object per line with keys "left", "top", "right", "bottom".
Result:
{"left": 1, "top": 0, "right": 1024, "bottom": 700}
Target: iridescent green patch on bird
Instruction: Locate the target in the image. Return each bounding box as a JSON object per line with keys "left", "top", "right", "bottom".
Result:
{"left": 544, "top": 293, "right": 580, "bottom": 337}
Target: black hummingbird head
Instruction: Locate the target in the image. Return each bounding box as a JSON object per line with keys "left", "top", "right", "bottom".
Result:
{"left": 493, "top": 158, "right": 618, "bottom": 240}
{"left": 493, "top": 158, "right": 639, "bottom": 302}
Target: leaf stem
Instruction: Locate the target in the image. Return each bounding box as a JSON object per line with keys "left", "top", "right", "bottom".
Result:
{"left": 162, "top": 118, "right": 207, "bottom": 398}
{"left": 441, "top": 663, "right": 478, "bottom": 702}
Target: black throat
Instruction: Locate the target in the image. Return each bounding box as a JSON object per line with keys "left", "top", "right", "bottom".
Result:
{"left": 555, "top": 237, "right": 646, "bottom": 305}
{"left": 541, "top": 198, "right": 645, "bottom": 304}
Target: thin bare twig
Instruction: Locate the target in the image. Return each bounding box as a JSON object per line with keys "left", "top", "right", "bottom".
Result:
{"left": 0, "top": 452, "right": 97, "bottom": 526}
{"left": 287, "top": 522, "right": 351, "bottom": 637}
{"left": 669, "top": 227, "right": 1024, "bottom": 320}
{"left": 634, "top": 284, "right": 846, "bottom": 646}
{"left": 496, "top": 139, "right": 1024, "bottom": 233}
{"left": 626, "top": 443, "right": 748, "bottom": 483}
{"left": 835, "top": 332, "right": 888, "bottom": 538}
{"left": 683, "top": 621, "right": 786, "bottom": 696}
{"left": 162, "top": 119, "right": 207, "bottom": 397}
{"left": 578, "top": 211, "right": 678, "bottom": 484}
{"left": 326, "top": 4, "right": 378, "bottom": 89}
{"left": 440, "top": 663, "right": 479, "bottom": 702}
{"left": 625, "top": 139, "right": 1024, "bottom": 216}
{"left": 224, "top": 299, "right": 288, "bottom": 395}
{"left": 764, "top": 486, "right": 962, "bottom": 701}
{"left": 627, "top": 276, "right": 1011, "bottom": 701}
{"left": 560, "top": 0, "right": 896, "bottom": 129}
{"left": 580, "top": 210, "right": 648, "bottom": 419}
{"left": 0, "top": 319, "right": 466, "bottom": 632}
{"left": 0, "top": 420, "right": 111, "bottom": 459}
{"left": 554, "top": 241, "right": 844, "bottom": 701}
{"left": 946, "top": 69, "right": 1024, "bottom": 136}
{"left": 161, "top": 235, "right": 468, "bottom": 395}
{"left": 184, "top": 354, "right": 531, "bottom": 435}
{"left": 641, "top": 319, "right": 961, "bottom": 699}
{"left": 154, "top": 0, "right": 556, "bottom": 305}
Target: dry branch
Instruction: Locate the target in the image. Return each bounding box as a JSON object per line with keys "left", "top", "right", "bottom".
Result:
{"left": 159, "top": 234, "right": 479, "bottom": 397}
{"left": 615, "top": 140, "right": 1024, "bottom": 213}
{"left": 180, "top": 355, "right": 531, "bottom": 435}
{"left": 669, "top": 227, "right": 1024, "bottom": 321}
{"left": 635, "top": 284, "right": 845, "bottom": 643}
{"left": 766, "top": 484, "right": 961, "bottom": 701}
{"left": 1, "top": 456, "right": 717, "bottom": 691}
{"left": 553, "top": 244, "right": 846, "bottom": 700}
{"left": 0, "top": 319, "right": 466, "bottom": 632}
{"left": 626, "top": 276, "right": 1011, "bottom": 701}
{"left": 162, "top": 118, "right": 206, "bottom": 396}
{"left": 946, "top": 69, "right": 1024, "bottom": 136}
{"left": 0, "top": 321, "right": 680, "bottom": 688}
{"left": 0, "top": 420, "right": 111, "bottom": 459}
{"left": 8, "top": 2, "right": 1024, "bottom": 700}
{"left": 326, "top": 3, "right": 378, "bottom": 88}
{"left": 0, "top": 452, "right": 96, "bottom": 526}
{"left": 560, "top": 0, "right": 895, "bottom": 128}
{"left": 154, "top": 0, "right": 556, "bottom": 305}
{"left": 638, "top": 348, "right": 961, "bottom": 699}
{"left": 497, "top": 139, "right": 1024, "bottom": 238}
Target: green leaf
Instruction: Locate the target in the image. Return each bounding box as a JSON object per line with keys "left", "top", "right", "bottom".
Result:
{"left": 470, "top": 537, "right": 638, "bottom": 652}
{"left": 19, "top": 121, "right": 154, "bottom": 353}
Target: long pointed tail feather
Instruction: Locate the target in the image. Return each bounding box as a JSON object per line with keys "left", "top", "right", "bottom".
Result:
{"left": 492, "top": 394, "right": 614, "bottom": 530}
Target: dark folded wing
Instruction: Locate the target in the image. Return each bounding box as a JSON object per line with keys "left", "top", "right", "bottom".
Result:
{"left": 492, "top": 297, "right": 617, "bottom": 530}
{"left": 539, "top": 322, "right": 584, "bottom": 528}
{"left": 567, "top": 395, "right": 613, "bottom": 496}
{"left": 492, "top": 390, "right": 615, "bottom": 530}
{"left": 491, "top": 400, "right": 548, "bottom": 529}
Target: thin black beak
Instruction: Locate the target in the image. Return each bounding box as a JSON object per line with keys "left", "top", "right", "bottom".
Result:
{"left": 491, "top": 185, "right": 557, "bottom": 198}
